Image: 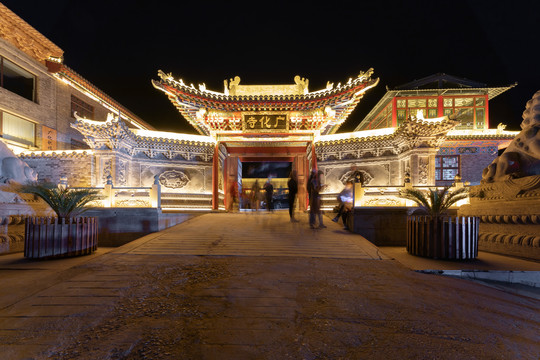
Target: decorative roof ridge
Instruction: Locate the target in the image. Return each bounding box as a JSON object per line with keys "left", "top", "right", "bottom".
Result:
{"left": 155, "top": 69, "right": 378, "bottom": 101}
{"left": 131, "top": 129, "right": 215, "bottom": 145}
{"left": 318, "top": 113, "right": 459, "bottom": 146}
{"left": 72, "top": 114, "right": 215, "bottom": 146}
{"left": 19, "top": 149, "right": 94, "bottom": 158}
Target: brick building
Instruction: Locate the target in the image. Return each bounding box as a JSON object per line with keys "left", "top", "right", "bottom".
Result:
{"left": 0, "top": 3, "right": 153, "bottom": 154}
{"left": 355, "top": 73, "right": 517, "bottom": 185}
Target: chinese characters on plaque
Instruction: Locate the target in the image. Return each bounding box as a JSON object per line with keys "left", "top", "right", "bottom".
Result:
{"left": 42, "top": 126, "right": 57, "bottom": 150}
{"left": 243, "top": 114, "right": 287, "bottom": 131}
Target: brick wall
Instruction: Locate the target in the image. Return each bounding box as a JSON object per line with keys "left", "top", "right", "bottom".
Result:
{"left": 0, "top": 38, "right": 120, "bottom": 152}
{"left": 22, "top": 153, "right": 95, "bottom": 187}
{"left": 460, "top": 152, "right": 496, "bottom": 185}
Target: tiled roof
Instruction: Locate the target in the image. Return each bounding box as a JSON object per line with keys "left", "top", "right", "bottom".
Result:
{"left": 152, "top": 70, "right": 379, "bottom": 136}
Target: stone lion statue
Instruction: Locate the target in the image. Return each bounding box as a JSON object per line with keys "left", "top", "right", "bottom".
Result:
{"left": 0, "top": 141, "right": 37, "bottom": 184}
{"left": 482, "top": 90, "right": 540, "bottom": 183}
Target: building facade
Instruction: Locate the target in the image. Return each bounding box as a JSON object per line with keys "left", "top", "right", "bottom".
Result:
{"left": 0, "top": 3, "right": 153, "bottom": 155}
{"left": 354, "top": 73, "right": 517, "bottom": 186}
{"left": 0, "top": 3, "right": 519, "bottom": 214}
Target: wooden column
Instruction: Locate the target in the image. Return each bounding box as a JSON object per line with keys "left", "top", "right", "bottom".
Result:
{"left": 212, "top": 143, "right": 219, "bottom": 210}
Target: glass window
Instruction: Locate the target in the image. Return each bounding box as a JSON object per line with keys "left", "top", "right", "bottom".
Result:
{"left": 71, "top": 95, "right": 94, "bottom": 119}
{"left": 1, "top": 58, "right": 36, "bottom": 102}
{"left": 1, "top": 112, "right": 35, "bottom": 146}
{"left": 442, "top": 169, "right": 459, "bottom": 180}
{"left": 436, "top": 155, "right": 460, "bottom": 182}
{"left": 427, "top": 109, "right": 438, "bottom": 118}
{"left": 456, "top": 108, "right": 474, "bottom": 129}
{"left": 475, "top": 108, "right": 485, "bottom": 129}
{"left": 397, "top": 109, "right": 406, "bottom": 123}
{"left": 454, "top": 97, "right": 474, "bottom": 107}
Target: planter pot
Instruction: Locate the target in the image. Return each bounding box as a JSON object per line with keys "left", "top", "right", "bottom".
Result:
{"left": 407, "top": 215, "right": 479, "bottom": 259}
{"left": 24, "top": 217, "right": 98, "bottom": 259}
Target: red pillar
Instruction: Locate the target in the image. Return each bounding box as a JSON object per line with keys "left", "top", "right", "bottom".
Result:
{"left": 438, "top": 95, "right": 444, "bottom": 117}
{"left": 391, "top": 97, "right": 398, "bottom": 127}
{"left": 212, "top": 143, "right": 219, "bottom": 210}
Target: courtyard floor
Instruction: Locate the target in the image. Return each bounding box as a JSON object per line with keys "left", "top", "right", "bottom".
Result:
{"left": 0, "top": 211, "right": 539, "bottom": 359}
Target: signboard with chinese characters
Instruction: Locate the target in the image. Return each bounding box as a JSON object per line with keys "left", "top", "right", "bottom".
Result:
{"left": 242, "top": 113, "right": 288, "bottom": 132}
{"left": 42, "top": 125, "right": 57, "bottom": 150}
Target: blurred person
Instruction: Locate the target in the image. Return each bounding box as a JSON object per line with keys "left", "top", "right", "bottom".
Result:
{"left": 287, "top": 170, "right": 299, "bottom": 222}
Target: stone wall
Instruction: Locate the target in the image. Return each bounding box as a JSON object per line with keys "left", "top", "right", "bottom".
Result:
{"left": 459, "top": 176, "right": 540, "bottom": 261}
{"left": 20, "top": 151, "right": 95, "bottom": 187}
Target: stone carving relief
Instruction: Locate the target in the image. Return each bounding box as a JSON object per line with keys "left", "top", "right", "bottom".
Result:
{"left": 117, "top": 160, "right": 127, "bottom": 186}
{"left": 364, "top": 198, "right": 402, "bottom": 206}
{"left": 158, "top": 170, "right": 190, "bottom": 189}
{"left": 339, "top": 169, "right": 373, "bottom": 185}
{"left": 102, "top": 159, "right": 112, "bottom": 185}
{"left": 418, "top": 158, "right": 428, "bottom": 185}
{"left": 482, "top": 90, "right": 540, "bottom": 183}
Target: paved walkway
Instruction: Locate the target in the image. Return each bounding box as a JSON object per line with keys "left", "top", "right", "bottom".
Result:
{"left": 0, "top": 212, "right": 539, "bottom": 359}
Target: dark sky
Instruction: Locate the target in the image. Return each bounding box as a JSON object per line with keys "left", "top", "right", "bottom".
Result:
{"left": 3, "top": 0, "right": 539, "bottom": 133}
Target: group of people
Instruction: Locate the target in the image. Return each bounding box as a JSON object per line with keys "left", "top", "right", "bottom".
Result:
{"left": 231, "top": 168, "right": 353, "bottom": 231}
{"left": 288, "top": 168, "right": 353, "bottom": 230}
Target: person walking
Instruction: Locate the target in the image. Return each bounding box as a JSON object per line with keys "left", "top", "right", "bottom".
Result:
{"left": 251, "top": 180, "right": 260, "bottom": 211}
{"left": 308, "top": 169, "right": 326, "bottom": 229}
{"left": 333, "top": 180, "right": 353, "bottom": 230}
{"left": 264, "top": 177, "right": 274, "bottom": 212}
{"left": 287, "top": 170, "right": 299, "bottom": 222}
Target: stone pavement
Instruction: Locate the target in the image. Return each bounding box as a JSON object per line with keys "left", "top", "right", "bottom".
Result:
{"left": 0, "top": 211, "right": 539, "bottom": 359}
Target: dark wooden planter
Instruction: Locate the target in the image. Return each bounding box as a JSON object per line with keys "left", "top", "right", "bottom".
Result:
{"left": 24, "top": 217, "right": 98, "bottom": 259}
{"left": 407, "top": 215, "right": 479, "bottom": 259}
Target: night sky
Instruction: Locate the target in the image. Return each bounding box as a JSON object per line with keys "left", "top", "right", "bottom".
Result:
{"left": 3, "top": 0, "right": 539, "bottom": 133}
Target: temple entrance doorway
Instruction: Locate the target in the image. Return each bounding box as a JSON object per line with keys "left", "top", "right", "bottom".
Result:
{"left": 220, "top": 144, "right": 311, "bottom": 212}
{"left": 241, "top": 161, "right": 292, "bottom": 211}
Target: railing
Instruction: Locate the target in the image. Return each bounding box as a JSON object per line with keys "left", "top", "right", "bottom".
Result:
{"left": 407, "top": 215, "right": 479, "bottom": 259}
{"left": 321, "top": 181, "right": 470, "bottom": 211}
{"left": 68, "top": 176, "right": 212, "bottom": 210}
{"left": 25, "top": 217, "right": 98, "bottom": 259}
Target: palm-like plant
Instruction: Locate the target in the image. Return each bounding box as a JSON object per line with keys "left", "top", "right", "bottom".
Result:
{"left": 399, "top": 186, "right": 469, "bottom": 216}
{"left": 20, "top": 182, "right": 100, "bottom": 220}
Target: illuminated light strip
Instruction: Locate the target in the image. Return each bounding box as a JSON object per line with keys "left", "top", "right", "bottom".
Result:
{"left": 161, "top": 208, "right": 212, "bottom": 211}
{"left": 133, "top": 129, "right": 215, "bottom": 144}
{"left": 56, "top": 68, "right": 150, "bottom": 131}
{"left": 314, "top": 127, "right": 396, "bottom": 143}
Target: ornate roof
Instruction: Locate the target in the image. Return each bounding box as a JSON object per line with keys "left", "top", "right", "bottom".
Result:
{"left": 315, "top": 113, "right": 460, "bottom": 159}
{"left": 354, "top": 74, "right": 517, "bottom": 132}
{"left": 71, "top": 114, "right": 215, "bottom": 161}
{"left": 0, "top": 3, "right": 63, "bottom": 64}
{"left": 152, "top": 69, "right": 379, "bottom": 136}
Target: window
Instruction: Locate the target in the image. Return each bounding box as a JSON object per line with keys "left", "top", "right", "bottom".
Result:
{"left": 71, "top": 95, "right": 94, "bottom": 119}
{"left": 371, "top": 103, "right": 393, "bottom": 129}
{"left": 0, "top": 57, "right": 36, "bottom": 102}
{"left": 1, "top": 112, "right": 36, "bottom": 147}
{"left": 396, "top": 97, "right": 438, "bottom": 120}
{"left": 442, "top": 96, "right": 487, "bottom": 130}
{"left": 435, "top": 155, "right": 460, "bottom": 181}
